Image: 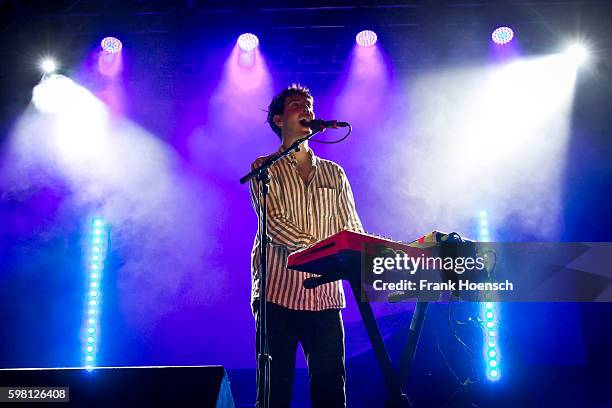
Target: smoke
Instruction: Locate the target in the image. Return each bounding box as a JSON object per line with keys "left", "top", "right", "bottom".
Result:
{"left": 363, "top": 56, "right": 575, "bottom": 241}
{"left": 1, "top": 76, "right": 225, "bottom": 331}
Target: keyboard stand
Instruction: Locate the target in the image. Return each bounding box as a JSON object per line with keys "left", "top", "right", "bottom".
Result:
{"left": 348, "top": 278, "right": 415, "bottom": 408}
{"left": 293, "top": 242, "right": 432, "bottom": 407}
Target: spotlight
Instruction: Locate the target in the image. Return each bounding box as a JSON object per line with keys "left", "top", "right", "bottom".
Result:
{"left": 356, "top": 30, "right": 378, "bottom": 47}
{"left": 101, "top": 37, "right": 122, "bottom": 54}
{"left": 565, "top": 44, "right": 588, "bottom": 65}
{"left": 40, "top": 58, "right": 57, "bottom": 74}
{"left": 237, "top": 33, "right": 259, "bottom": 52}
{"left": 491, "top": 27, "right": 514, "bottom": 45}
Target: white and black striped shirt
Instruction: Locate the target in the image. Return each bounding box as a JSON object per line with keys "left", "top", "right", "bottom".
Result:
{"left": 249, "top": 146, "right": 363, "bottom": 311}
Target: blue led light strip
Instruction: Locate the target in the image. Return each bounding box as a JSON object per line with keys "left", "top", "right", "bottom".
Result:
{"left": 82, "top": 217, "right": 108, "bottom": 370}
{"left": 478, "top": 210, "right": 500, "bottom": 381}
{"left": 482, "top": 301, "right": 500, "bottom": 380}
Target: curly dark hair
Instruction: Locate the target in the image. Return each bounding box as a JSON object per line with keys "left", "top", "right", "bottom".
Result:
{"left": 267, "top": 84, "right": 313, "bottom": 138}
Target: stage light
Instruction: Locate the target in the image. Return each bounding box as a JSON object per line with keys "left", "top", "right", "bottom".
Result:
{"left": 40, "top": 58, "right": 57, "bottom": 74}
{"left": 477, "top": 210, "right": 491, "bottom": 242}
{"left": 101, "top": 37, "right": 122, "bottom": 54}
{"left": 356, "top": 30, "right": 378, "bottom": 47}
{"left": 483, "top": 300, "right": 501, "bottom": 381}
{"left": 32, "top": 75, "right": 73, "bottom": 113}
{"left": 565, "top": 44, "right": 588, "bottom": 65}
{"left": 237, "top": 33, "right": 259, "bottom": 51}
{"left": 83, "top": 217, "right": 108, "bottom": 369}
{"left": 491, "top": 27, "right": 514, "bottom": 45}
{"left": 98, "top": 37, "right": 124, "bottom": 77}
{"left": 32, "top": 74, "right": 105, "bottom": 116}
{"left": 489, "top": 369, "right": 499, "bottom": 378}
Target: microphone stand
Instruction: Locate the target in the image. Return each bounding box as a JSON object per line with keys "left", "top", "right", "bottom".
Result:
{"left": 239, "top": 128, "right": 324, "bottom": 408}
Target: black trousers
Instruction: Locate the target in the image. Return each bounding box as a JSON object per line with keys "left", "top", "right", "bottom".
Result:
{"left": 255, "top": 302, "right": 346, "bottom": 408}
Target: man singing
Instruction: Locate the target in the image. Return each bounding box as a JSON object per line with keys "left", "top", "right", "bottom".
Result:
{"left": 249, "top": 84, "right": 362, "bottom": 407}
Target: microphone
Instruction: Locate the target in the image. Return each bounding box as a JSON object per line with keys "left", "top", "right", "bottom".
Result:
{"left": 300, "top": 119, "right": 350, "bottom": 130}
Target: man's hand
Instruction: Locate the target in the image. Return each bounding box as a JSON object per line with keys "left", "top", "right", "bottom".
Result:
{"left": 306, "top": 236, "right": 319, "bottom": 247}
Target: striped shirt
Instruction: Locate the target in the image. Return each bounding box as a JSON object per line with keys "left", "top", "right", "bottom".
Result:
{"left": 249, "top": 145, "right": 363, "bottom": 311}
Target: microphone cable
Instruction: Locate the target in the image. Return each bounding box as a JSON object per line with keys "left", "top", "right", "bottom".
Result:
{"left": 309, "top": 123, "right": 352, "bottom": 144}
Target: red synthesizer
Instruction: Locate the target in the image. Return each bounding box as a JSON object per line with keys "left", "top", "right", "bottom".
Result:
{"left": 287, "top": 230, "right": 443, "bottom": 275}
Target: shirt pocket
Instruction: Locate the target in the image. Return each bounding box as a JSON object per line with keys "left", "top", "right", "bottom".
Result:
{"left": 314, "top": 187, "right": 338, "bottom": 238}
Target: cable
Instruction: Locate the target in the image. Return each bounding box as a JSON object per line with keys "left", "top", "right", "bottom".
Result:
{"left": 436, "top": 301, "right": 482, "bottom": 408}
{"left": 310, "top": 123, "right": 352, "bottom": 144}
